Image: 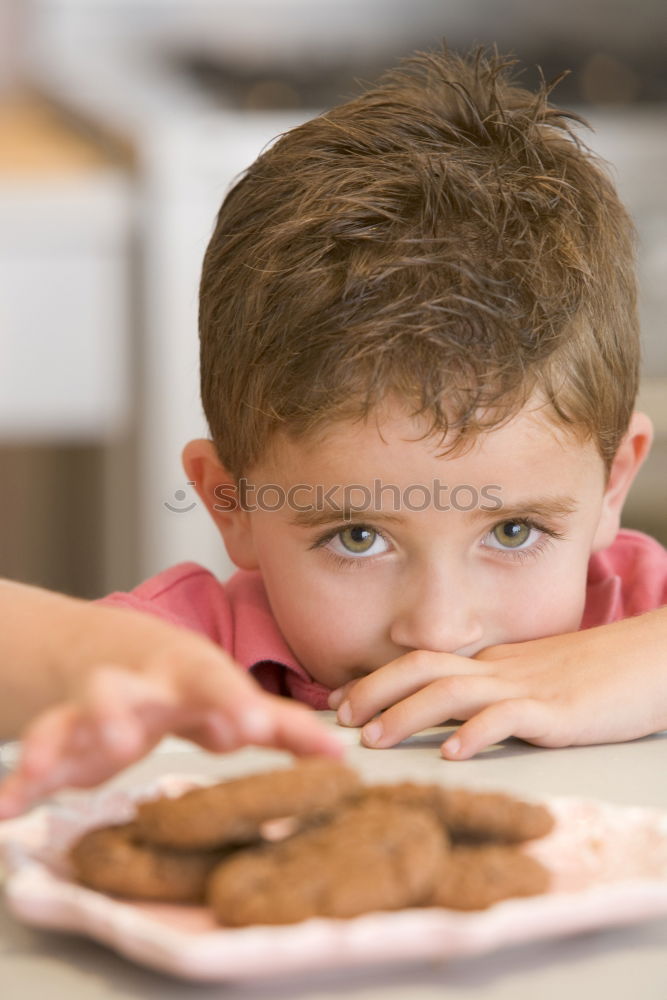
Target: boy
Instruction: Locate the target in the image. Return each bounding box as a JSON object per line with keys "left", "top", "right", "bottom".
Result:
{"left": 1, "top": 46, "right": 666, "bottom": 818}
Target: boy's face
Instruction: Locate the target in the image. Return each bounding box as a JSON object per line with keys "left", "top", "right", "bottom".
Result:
{"left": 229, "top": 399, "right": 615, "bottom": 691}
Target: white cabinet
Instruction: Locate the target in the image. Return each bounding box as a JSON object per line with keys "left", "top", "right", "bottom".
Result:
{"left": 0, "top": 99, "right": 136, "bottom": 594}
{"left": 0, "top": 169, "right": 132, "bottom": 440}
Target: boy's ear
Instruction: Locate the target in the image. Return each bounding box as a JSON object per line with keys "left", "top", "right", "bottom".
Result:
{"left": 181, "top": 439, "right": 259, "bottom": 570}
{"left": 591, "top": 411, "right": 654, "bottom": 553}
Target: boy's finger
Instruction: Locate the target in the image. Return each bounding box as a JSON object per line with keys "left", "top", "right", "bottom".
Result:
{"left": 0, "top": 703, "right": 91, "bottom": 814}
{"left": 6, "top": 670, "right": 170, "bottom": 809}
{"left": 176, "top": 657, "right": 313, "bottom": 749}
{"left": 157, "top": 699, "right": 343, "bottom": 759}
{"left": 0, "top": 771, "right": 37, "bottom": 819}
{"left": 17, "top": 703, "right": 82, "bottom": 779}
{"left": 82, "top": 665, "right": 177, "bottom": 758}
{"left": 337, "top": 652, "right": 493, "bottom": 727}
{"left": 147, "top": 645, "right": 343, "bottom": 756}
{"left": 248, "top": 697, "right": 344, "bottom": 757}
{"left": 358, "top": 675, "right": 506, "bottom": 749}
{"left": 175, "top": 713, "right": 238, "bottom": 753}
{"left": 18, "top": 666, "right": 164, "bottom": 781}
{"left": 327, "top": 684, "right": 351, "bottom": 710}
{"left": 440, "top": 698, "right": 554, "bottom": 760}
{"left": 165, "top": 651, "right": 272, "bottom": 732}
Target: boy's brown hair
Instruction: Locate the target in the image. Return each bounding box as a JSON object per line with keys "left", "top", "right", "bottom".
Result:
{"left": 199, "top": 46, "right": 639, "bottom": 480}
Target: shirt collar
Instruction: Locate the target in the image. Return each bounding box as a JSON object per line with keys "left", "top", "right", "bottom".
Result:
{"left": 224, "top": 570, "right": 332, "bottom": 708}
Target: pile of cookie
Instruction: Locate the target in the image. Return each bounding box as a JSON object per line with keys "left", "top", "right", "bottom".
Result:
{"left": 70, "top": 758, "right": 554, "bottom": 925}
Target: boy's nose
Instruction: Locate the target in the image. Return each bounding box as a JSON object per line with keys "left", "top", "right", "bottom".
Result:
{"left": 389, "top": 570, "right": 484, "bottom": 656}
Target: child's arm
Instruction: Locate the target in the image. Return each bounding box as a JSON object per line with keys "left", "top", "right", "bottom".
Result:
{"left": 329, "top": 608, "right": 667, "bottom": 757}
{"left": 0, "top": 579, "right": 342, "bottom": 818}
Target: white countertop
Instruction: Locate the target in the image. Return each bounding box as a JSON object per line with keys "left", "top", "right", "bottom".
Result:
{"left": 1, "top": 714, "right": 666, "bottom": 998}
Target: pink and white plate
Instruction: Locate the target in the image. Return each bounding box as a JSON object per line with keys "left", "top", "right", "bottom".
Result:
{"left": 1, "top": 774, "right": 666, "bottom": 982}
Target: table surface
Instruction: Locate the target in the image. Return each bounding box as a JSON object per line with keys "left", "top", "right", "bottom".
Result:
{"left": 1, "top": 714, "right": 666, "bottom": 999}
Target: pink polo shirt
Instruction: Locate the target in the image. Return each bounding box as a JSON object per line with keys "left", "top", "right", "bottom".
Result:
{"left": 99, "top": 528, "right": 667, "bottom": 709}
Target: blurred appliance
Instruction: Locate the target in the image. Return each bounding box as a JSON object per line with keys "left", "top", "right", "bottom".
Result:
{"left": 25, "top": 1, "right": 667, "bottom": 583}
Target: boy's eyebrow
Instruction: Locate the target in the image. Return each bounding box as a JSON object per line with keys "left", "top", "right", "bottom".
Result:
{"left": 289, "top": 507, "right": 405, "bottom": 528}
{"left": 289, "top": 494, "right": 579, "bottom": 527}
{"left": 467, "top": 495, "right": 580, "bottom": 523}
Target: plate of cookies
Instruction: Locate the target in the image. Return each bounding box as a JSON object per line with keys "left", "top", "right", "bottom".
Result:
{"left": 1, "top": 757, "right": 667, "bottom": 982}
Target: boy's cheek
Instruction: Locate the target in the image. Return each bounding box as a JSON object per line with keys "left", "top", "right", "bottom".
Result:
{"left": 536, "top": 580, "right": 589, "bottom": 637}
{"left": 496, "top": 570, "right": 589, "bottom": 643}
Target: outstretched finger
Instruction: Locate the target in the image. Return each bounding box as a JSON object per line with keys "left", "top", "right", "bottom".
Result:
{"left": 0, "top": 770, "right": 38, "bottom": 819}
{"left": 1, "top": 667, "right": 178, "bottom": 813}
{"left": 244, "top": 695, "right": 344, "bottom": 758}
{"left": 81, "top": 664, "right": 179, "bottom": 760}
{"left": 170, "top": 649, "right": 343, "bottom": 756}
{"left": 0, "top": 704, "right": 84, "bottom": 816}
{"left": 16, "top": 702, "right": 82, "bottom": 780}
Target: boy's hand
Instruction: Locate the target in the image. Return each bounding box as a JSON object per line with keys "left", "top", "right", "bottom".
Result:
{"left": 0, "top": 643, "right": 342, "bottom": 820}
{"left": 329, "top": 609, "right": 667, "bottom": 758}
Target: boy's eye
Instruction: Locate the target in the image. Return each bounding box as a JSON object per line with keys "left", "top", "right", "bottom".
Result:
{"left": 324, "top": 525, "right": 390, "bottom": 559}
{"left": 489, "top": 520, "right": 533, "bottom": 549}
{"left": 339, "top": 525, "right": 378, "bottom": 553}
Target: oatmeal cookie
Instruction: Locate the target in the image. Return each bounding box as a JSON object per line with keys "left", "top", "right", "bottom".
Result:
{"left": 431, "top": 845, "right": 551, "bottom": 910}
{"left": 208, "top": 797, "right": 448, "bottom": 926}
{"left": 135, "top": 757, "right": 361, "bottom": 850}
{"left": 360, "top": 782, "right": 554, "bottom": 843}
{"left": 69, "top": 822, "right": 227, "bottom": 903}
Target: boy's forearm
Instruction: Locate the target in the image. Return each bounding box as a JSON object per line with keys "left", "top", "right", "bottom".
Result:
{"left": 0, "top": 579, "right": 79, "bottom": 733}
{"left": 0, "top": 579, "right": 206, "bottom": 738}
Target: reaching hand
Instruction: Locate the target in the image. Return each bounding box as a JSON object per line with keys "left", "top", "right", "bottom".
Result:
{"left": 0, "top": 642, "right": 342, "bottom": 819}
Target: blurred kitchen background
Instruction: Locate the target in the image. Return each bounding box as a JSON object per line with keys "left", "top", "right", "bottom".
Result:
{"left": 1, "top": 0, "right": 666, "bottom": 598}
